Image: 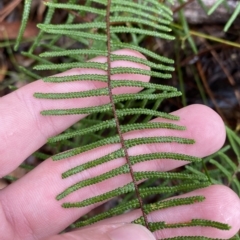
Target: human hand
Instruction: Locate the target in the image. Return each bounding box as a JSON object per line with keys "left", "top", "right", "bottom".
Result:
{"left": 0, "top": 50, "right": 239, "bottom": 240}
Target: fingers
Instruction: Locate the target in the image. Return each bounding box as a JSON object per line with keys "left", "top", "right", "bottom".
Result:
{"left": 92, "top": 185, "right": 240, "bottom": 239}
{"left": 42, "top": 224, "right": 155, "bottom": 240}
{"left": 0, "top": 49, "right": 150, "bottom": 176}
{"left": 0, "top": 105, "right": 227, "bottom": 240}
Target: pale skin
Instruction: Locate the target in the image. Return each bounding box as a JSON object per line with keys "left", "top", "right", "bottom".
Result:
{"left": 0, "top": 49, "right": 239, "bottom": 240}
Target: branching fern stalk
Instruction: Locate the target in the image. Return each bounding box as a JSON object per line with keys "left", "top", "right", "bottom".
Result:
{"left": 16, "top": 0, "right": 233, "bottom": 239}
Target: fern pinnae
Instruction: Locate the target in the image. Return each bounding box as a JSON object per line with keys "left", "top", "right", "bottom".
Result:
{"left": 110, "top": 6, "right": 172, "bottom": 26}
{"left": 130, "top": 152, "right": 202, "bottom": 165}
{"left": 139, "top": 182, "right": 211, "bottom": 197}
{"left": 134, "top": 171, "right": 208, "bottom": 181}
{"left": 110, "top": 26, "right": 174, "bottom": 41}
{"left": 41, "top": 103, "right": 112, "bottom": 116}
{"left": 111, "top": 80, "right": 177, "bottom": 91}
{"left": 116, "top": 108, "right": 180, "bottom": 120}
{"left": 62, "top": 149, "right": 125, "bottom": 178}
{"left": 59, "top": 164, "right": 130, "bottom": 199}
{"left": 34, "top": 88, "right": 109, "bottom": 99}
{"left": 161, "top": 237, "right": 224, "bottom": 240}
{"left": 34, "top": 62, "right": 108, "bottom": 71}
{"left": 109, "top": 17, "right": 172, "bottom": 32}
{"left": 110, "top": 55, "right": 175, "bottom": 72}
{"left": 111, "top": 42, "right": 174, "bottom": 64}
{"left": 125, "top": 137, "right": 195, "bottom": 148}
{"left": 48, "top": 119, "right": 116, "bottom": 143}
{"left": 59, "top": 168, "right": 207, "bottom": 201}
{"left": 108, "top": 0, "right": 173, "bottom": 21}
{"left": 52, "top": 135, "right": 120, "bottom": 160}
{"left": 74, "top": 196, "right": 205, "bottom": 228}
{"left": 44, "top": 2, "right": 106, "bottom": 16}
{"left": 36, "top": 27, "right": 107, "bottom": 41}
{"left": 143, "top": 196, "right": 205, "bottom": 214}
{"left": 111, "top": 67, "right": 172, "bottom": 79}
{"left": 74, "top": 198, "right": 140, "bottom": 227}
{"left": 120, "top": 122, "right": 186, "bottom": 133}
{"left": 43, "top": 74, "right": 108, "bottom": 83}
{"left": 61, "top": 182, "right": 135, "bottom": 205}
{"left": 113, "top": 92, "right": 181, "bottom": 103}
{"left": 49, "top": 121, "right": 185, "bottom": 143}
{"left": 148, "top": 219, "right": 230, "bottom": 232}
{"left": 40, "top": 49, "right": 108, "bottom": 58}
{"left": 38, "top": 22, "right": 107, "bottom": 30}
{"left": 62, "top": 151, "right": 201, "bottom": 179}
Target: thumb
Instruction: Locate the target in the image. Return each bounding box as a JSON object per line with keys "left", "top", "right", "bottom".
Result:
{"left": 42, "top": 223, "right": 155, "bottom": 240}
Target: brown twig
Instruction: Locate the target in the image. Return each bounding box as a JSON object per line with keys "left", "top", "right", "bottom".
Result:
{"left": 204, "top": 41, "right": 240, "bottom": 108}
{"left": 0, "top": 0, "right": 22, "bottom": 22}
{"left": 172, "top": 0, "right": 195, "bottom": 13}
{"left": 196, "top": 60, "right": 229, "bottom": 124}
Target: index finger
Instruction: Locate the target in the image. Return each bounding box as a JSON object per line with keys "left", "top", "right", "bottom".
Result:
{"left": 0, "top": 49, "right": 150, "bottom": 177}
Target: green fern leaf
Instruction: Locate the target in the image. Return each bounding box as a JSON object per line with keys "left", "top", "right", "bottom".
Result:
{"left": 26, "top": 0, "right": 230, "bottom": 237}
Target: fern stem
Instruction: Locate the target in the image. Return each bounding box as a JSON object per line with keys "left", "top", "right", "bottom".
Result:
{"left": 106, "top": 0, "right": 149, "bottom": 229}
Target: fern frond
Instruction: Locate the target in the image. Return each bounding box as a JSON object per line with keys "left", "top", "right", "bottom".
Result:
{"left": 29, "top": 0, "right": 230, "bottom": 236}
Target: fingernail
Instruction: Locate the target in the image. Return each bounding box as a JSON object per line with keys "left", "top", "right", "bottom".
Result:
{"left": 108, "top": 224, "right": 155, "bottom": 240}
